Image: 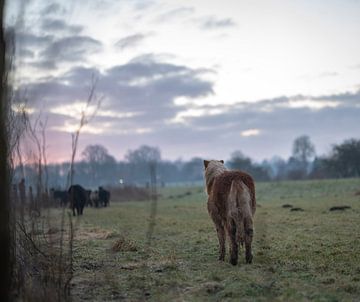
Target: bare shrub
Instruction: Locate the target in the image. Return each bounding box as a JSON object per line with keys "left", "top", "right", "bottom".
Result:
{"left": 3, "top": 3, "right": 102, "bottom": 301}
{"left": 14, "top": 208, "right": 74, "bottom": 301}
{"left": 4, "top": 26, "right": 75, "bottom": 302}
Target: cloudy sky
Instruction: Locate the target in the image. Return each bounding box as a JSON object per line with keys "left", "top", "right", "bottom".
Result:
{"left": 6, "top": 0, "right": 360, "bottom": 162}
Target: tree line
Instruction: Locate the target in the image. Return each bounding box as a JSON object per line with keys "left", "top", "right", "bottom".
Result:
{"left": 228, "top": 136, "right": 360, "bottom": 181}
{"left": 12, "top": 136, "right": 360, "bottom": 190}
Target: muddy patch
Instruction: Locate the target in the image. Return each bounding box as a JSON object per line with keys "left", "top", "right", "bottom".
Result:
{"left": 290, "top": 207, "right": 304, "bottom": 212}
{"left": 329, "top": 206, "right": 351, "bottom": 211}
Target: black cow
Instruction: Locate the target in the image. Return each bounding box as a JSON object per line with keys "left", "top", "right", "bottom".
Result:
{"left": 98, "top": 187, "right": 110, "bottom": 207}
{"left": 50, "top": 188, "right": 68, "bottom": 207}
{"left": 68, "top": 185, "right": 87, "bottom": 216}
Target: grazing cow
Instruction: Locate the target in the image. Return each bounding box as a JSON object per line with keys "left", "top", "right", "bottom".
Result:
{"left": 90, "top": 190, "right": 100, "bottom": 208}
{"left": 68, "top": 185, "right": 87, "bottom": 216}
{"left": 50, "top": 188, "right": 68, "bottom": 207}
{"left": 204, "top": 160, "right": 256, "bottom": 265}
{"left": 98, "top": 186, "right": 110, "bottom": 207}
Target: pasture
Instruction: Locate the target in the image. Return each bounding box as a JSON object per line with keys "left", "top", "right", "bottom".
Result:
{"left": 66, "top": 179, "right": 360, "bottom": 301}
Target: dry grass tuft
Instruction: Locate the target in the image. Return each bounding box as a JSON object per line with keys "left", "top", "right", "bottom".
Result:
{"left": 76, "top": 228, "right": 116, "bottom": 240}
{"left": 111, "top": 236, "right": 138, "bottom": 252}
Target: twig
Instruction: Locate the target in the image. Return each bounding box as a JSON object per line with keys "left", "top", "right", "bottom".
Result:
{"left": 16, "top": 221, "right": 48, "bottom": 259}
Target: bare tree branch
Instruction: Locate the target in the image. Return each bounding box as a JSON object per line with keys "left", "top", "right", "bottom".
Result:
{"left": 67, "top": 75, "right": 103, "bottom": 187}
{"left": 40, "top": 117, "right": 49, "bottom": 192}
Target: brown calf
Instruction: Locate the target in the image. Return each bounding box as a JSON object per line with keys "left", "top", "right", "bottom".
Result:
{"left": 204, "top": 160, "right": 256, "bottom": 265}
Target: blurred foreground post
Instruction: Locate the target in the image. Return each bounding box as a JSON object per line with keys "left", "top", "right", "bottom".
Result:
{"left": 0, "top": 0, "right": 11, "bottom": 300}
{"left": 146, "top": 161, "right": 158, "bottom": 245}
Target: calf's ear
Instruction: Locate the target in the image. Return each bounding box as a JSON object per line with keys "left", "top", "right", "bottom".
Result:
{"left": 204, "top": 160, "right": 210, "bottom": 168}
{"left": 220, "top": 160, "right": 224, "bottom": 164}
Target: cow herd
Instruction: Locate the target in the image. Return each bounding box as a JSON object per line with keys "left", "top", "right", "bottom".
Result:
{"left": 50, "top": 185, "right": 111, "bottom": 216}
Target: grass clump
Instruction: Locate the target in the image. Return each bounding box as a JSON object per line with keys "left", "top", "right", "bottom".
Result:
{"left": 111, "top": 235, "right": 138, "bottom": 252}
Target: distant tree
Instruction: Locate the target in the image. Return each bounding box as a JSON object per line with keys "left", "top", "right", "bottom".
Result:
{"left": 290, "top": 135, "right": 316, "bottom": 179}
{"left": 125, "top": 145, "right": 161, "bottom": 164}
{"left": 81, "top": 144, "right": 117, "bottom": 186}
{"left": 268, "top": 156, "right": 287, "bottom": 180}
{"left": 309, "top": 156, "right": 333, "bottom": 179}
{"left": 182, "top": 157, "right": 204, "bottom": 182}
{"left": 157, "top": 161, "right": 182, "bottom": 184}
{"left": 286, "top": 156, "right": 306, "bottom": 180}
{"left": 228, "top": 151, "right": 270, "bottom": 181}
{"left": 228, "top": 151, "right": 253, "bottom": 172}
{"left": 292, "top": 135, "right": 316, "bottom": 165}
{"left": 124, "top": 145, "right": 161, "bottom": 185}
{"left": 82, "top": 144, "right": 115, "bottom": 164}
{"left": 327, "top": 139, "right": 360, "bottom": 177}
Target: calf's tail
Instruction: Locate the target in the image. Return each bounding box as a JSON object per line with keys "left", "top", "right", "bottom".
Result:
{"left": 228, "top": 180, "right": 253, "bottom": 247}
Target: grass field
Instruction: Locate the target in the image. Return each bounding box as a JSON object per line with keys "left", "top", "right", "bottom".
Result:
{"left": 68, "top": 179, "right": 360, "bottom": 301}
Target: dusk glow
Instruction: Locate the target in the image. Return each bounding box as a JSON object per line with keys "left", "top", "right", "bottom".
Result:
{"left": 6, "top": 0, "right": 360, "bottom": 162}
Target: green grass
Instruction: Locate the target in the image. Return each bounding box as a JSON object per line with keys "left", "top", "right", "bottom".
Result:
{"left": 68, "top": 178, "right": 360, "bottom": 301}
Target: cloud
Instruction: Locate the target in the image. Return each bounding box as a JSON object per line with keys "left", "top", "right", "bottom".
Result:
{"left": 131, "top": 0, "right": 156, "bottom": 11}
{"left": 240, "top": 129, "right": 261, "bottom": 137}
{"left": 50, "top": 102, "right": 140, "bottom": 120}
{"left": 41, "top": 3, "right": 66, "bottom": 15}
{"left": 318, "top": 71, "right": 339, "bottom": 78}
{"left": 168, "top": 91, "right": 360, "bottom": 138}
{"left": 17, "top": 48, "right": 35, "bottom": 59}
{"left": 41, "top": 3, "right": 66, "bottom": 16}
{"left": 313, "top": 90, "right": 360, "bottom": 103}
{"left": 15, "top": 32, "right": 53, "bottom": 47}
{"left": 106, "top": 61, "right": 190, "bottom": 82}
{"left": 114, "top": 33, "right": 148, "bottom": 50}
{"left": 101, "top": 60, "right": 215, "bottom": 117}
{"left": 159, "top": 90, "right": 360, "bottom": 160}
{"left": 129, "top": 53, "right": 177, "bottom": 63}
{"left": 7, "top": 29, "right": 53, "bottom": 65}
{"left": 60, "top": 66, "right": 101, "bottom": 85}
{"left": 41, "top": 18, "right": 83, "bottom": 34}
{"left": 200, "top": 16, "right": 236, "bottom": 30}
{"left": 95, "top": 62, "right": 215, "bottom": 128}
{"left": 23, "top": 80, "right": 81, "bottom": 104}
{"left": 22, "top": 55, "right": 215, "bottom": 133}
{"left": 12, "top": 24, "right": 100, "bottom": 70}
{"left": 36, "top": 35, "right": 102, "bottom": 69}
{"left": 29, "top": 60, "right": 57, "bottom": 70}
{"left": 155, "top": 7, "right": 195, "bottom": 23}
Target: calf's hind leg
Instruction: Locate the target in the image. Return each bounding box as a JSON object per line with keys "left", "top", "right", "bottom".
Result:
{"left": 227, "top": 219, "right": 239, "bottom": 265}
{"left": 215, "top": 223, "right": 226, "bottom": 261}
{"left": 244, "top": 217, "right": 254, "bottom": 264}
{"left": 209, "top": 203, "right": 226, "bottom": 261}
